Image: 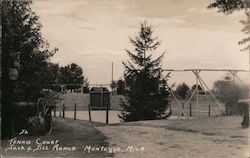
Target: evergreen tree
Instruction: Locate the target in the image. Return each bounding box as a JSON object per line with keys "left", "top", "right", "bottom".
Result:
{"left": 208, "top": 0, "right": 246, "bottom": 14}
{"left": 239, "top": 11, "right": 250, "bottom": 51}
{"left": 208, "top": 0, "right": 250, "bottom": 52}
{"left": 2, "top": 0, "right": 57, "bottom": 138}
{"left": 209, "top": 0, "right": 250, "bottom": 53}
{"left": 2, "top": 0, "right": 57, "bottom": 101}
{"left": 119, "top": 22, "right": 170, "bottom": 122}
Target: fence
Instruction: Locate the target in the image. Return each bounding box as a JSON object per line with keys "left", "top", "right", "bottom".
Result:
{"left": 170, "top": 99, "right": 223, "bottom": 118}
{"left": 53, "top": 102, "right": 121, "bottom": 124}
{"left": 54, "top": 93, "right": 221, "bottom": 123}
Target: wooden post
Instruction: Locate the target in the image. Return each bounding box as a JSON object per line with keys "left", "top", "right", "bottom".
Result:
{"left": 74, "top": 103, "right": 76, "bottom": 120}
{"left": 106, "top": 104, "right": 109, "bottom": 124}
{"left": 189, "top": 102, "right": 192, "bottom": 117}
{"left": 54, "top": 108, "right": 56, "bottom": 117}
{"left": 101, "top": 86, "right": 103, "bottom": 109}
{"left": 59, "top": 107, "right": 61, "bottom": 117}
{"left": 63, "top": 103, "right": 65, "bottom": 118}
{"left": 88, "top": 104, "right": 92, "bottom": 122}
{"left": 208, "top": 104, "right": 211, "bottom": 117}
{"left": 196, "top": 77, "right": 199, "bottom": 112}
{"left": 170, "top": 102, "right": 172, "bottom": 114}
{"left": 181, "top": 102, "right": 184, "bottom": 116}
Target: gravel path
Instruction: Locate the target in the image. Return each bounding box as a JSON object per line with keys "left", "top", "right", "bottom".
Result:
{"left": 97, "top": 116, "right": 250, "bottom": 158}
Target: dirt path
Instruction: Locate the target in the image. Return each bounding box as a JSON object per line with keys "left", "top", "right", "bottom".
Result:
{"left": 97, "top": 116, "right": 250, "bottom": 158}
{"left": 1, "top": 118, "right": 114, "bottom": 157}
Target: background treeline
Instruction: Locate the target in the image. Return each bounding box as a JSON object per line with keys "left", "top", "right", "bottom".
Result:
{"left": 44, "top": 63, "right": 89, "bottom": 93}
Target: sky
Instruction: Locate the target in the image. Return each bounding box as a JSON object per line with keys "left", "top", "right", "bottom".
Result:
{"left": 32, "top": 0, "right": 249, "bottom": 88}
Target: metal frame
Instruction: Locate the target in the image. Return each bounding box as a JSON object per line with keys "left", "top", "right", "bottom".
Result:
{"left": 162, "top": 70, "right": 189, "bottom": 119}
{"left": 163, "top": 69, "right": 248, "bottom": 119}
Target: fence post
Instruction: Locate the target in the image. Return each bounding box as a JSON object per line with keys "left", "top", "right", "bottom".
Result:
{"left": 54, "top": 108, "right": 56, "bottom": 117}
{"left": 106, "top": 104, "right": 109, "bottom": 124}
{"left": 88, "top": 104, "right": 92, "bottom": 122}
{"left": 74, "top": 103, "right": 76, "bottom": 120}
{"left": 63, "top": 103, "right": 65, "bottom": 118}
{"left": 189, "top": 102, "right": 192, "bottom": 117}
{"left": 208, "top": 104, "right": 211, "bottom": 117}
{"left": 170, "top": 103, "right": 172, "bottom": 114}
{"left": 181, "top": 102, "right": 184, "bottom": 116}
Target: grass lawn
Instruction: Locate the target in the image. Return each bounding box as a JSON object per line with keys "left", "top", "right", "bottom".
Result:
{"left": 1, "top": 118, "right": 114, "bottom": 157}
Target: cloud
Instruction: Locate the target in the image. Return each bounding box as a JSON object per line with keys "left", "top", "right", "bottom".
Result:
{"left": 33, "top": 0, "right": 247, "bottom": 86}
{"left": 187, "top": 7, "right": 214, "bottom": 14}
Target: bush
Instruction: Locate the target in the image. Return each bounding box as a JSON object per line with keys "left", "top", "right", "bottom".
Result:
{"left": 214, "top": 78, "right": 249, "bottom": 115}
{"left": 12, "top": 102, "right": 39, "bottom": 135}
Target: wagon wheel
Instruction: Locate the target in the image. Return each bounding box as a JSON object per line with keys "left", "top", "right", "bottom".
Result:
{"left": 37, "top": 98, "right": 52, "bottom": 134}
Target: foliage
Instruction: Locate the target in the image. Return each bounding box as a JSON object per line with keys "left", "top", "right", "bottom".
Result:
{"left": 111, "top": 80, "right": 117, "bottom": 93}
{"left": 82, "top": 78, "right": 90, "bottom": 93}
{"left": 208, "top": 0, "right": 250, "bottom": 53}
{"left": 2, "top": 0, "right": 58, "bottom": 101}
{"left": 110, "top": 80, "right": 125, "bottom": 95}
{"left": 213, "top": 76, "right": 249, "bottom": 115}
{"left": 2, "top": 0, "right": 57, "bottom": 138}
{"left": 208, "top": 1, "right": 250, "bottom": 116}
{"left": 175, "top": 83, "right": 190, "bottom": 100}
{"left": 42, "top": 62, "right": 89, "bottom": 93}
{"left": 40, "top": 89, "right": 63, "bottom": 106}
{"left": 191, "top": 84, "right": 202, "bottom": 91}
{"left": 119, "top": 22, "right": 170, "bottom": 122}
{"left": 207, "top": 0, "right": 246, "bottom": 14}
{"left": 239, "top": 11, "right": 250, "bottom": 51}
{"left": 59, "top": 63, "right": 83, "bottom": 84}
{"left": 58, "top": 63, "right": 89, "bottom": 92}
{"left": 117, "top": 79, "right": 125, "bottom": 95}
{"left": 191, "top": 84, "right": 205, "bottom": 95}
{"left": 2, "top": 0, "right": 89, "bottom": 138}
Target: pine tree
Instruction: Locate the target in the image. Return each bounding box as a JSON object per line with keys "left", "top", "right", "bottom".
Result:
{"left": 208, "top": 0, "right": 246, "bottom": 14}
{"left": 119, "top": 22, "right": 170, "bottom": 122}
{"left": 2, "top": 0, "right": 57, "bottom": 138}
{"left": 2, "top": 0, "right": 58, "bottom": 101}
{"left": 239, "top": 11, "right": 250, "bottom": 52}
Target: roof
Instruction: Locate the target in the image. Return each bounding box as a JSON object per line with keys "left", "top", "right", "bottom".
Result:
{"left": 90, "top": 87, "right": 109, "bottom": 93}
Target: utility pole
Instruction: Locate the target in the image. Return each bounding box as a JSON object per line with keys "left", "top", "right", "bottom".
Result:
{"left": 111, "top": 62, "right": 114, "bottom": 94}
{"left": 112, "top": 62, "right": 113, "bottom": 83}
